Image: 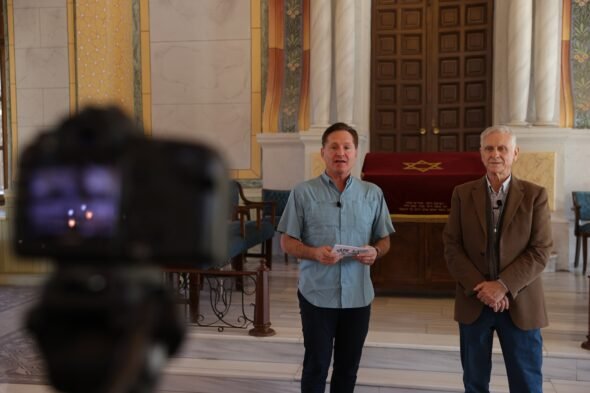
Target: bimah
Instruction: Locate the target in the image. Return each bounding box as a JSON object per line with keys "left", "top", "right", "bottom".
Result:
{"left": 362, "top": 152, "right": 485, "bottom": 295}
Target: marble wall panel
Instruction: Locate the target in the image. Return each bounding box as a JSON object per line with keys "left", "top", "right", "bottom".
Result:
{"left": 257, "top": 134, "right": 305, "bottom": 189}
{"left": 42, "top": 88, "right": 69, "bottom": 125}
{"left": 565, "top": 135, "right": 590, "bottom": 193}
{"left": 13, "top": 0, "right": 65, "bottom": 8}
{"left": 15, "top": 48, "right": 68, "bottom": 88}
{"left": 13, "top": 8, "right": 40, "bottom": 48}
{"left": 149, "top": 0, "right": 255, "bottom": 175}
{"left": 16, "top": 126, "right": 40, "bottom": 154}
{"left": 150, "top": 0, "right": 250, "bottom": 42}
{"left": 12, "top": 0, "right": 70, "bottom": 160}
{"left": 39, "top": 7, "right": 67, "bottom": 48}
{"left": 151, "top": 41, "right": 250, "bottom": 105}
{"left": 152, "top": 103, "right": 251, "bottom": 169}
{"left": 16, "top": 89, "right": 43, "bottom": 127}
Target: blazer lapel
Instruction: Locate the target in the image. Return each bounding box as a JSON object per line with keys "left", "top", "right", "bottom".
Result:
{"left": 471, "top": 177, "right": 488, "bottom": 235}
{"left": 501, "top": 176, "right": 524, "bottom": 233}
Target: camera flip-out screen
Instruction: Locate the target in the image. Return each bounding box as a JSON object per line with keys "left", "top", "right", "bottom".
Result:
{"left": 17, "top": 164, "right": 124, "bottom": 260}
{"left": 27, "top": 165, "right": 121, "bottom": 239}
{"left": 15, "top": 140, "right": 229, "bottom": 265}
{"left": 14, "top": 106, "right": 229, "bottom": 266}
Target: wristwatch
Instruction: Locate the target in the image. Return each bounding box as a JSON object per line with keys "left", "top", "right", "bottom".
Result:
{"left": 373, "top": 246, "right": 381, "bottom": 259}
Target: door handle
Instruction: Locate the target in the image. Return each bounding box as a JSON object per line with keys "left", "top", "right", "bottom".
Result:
{"left": 433, "top": 127, "right": 440, "bottom": 135}
{"left": 419, "top": 128, "right": 426, "bottom": 135}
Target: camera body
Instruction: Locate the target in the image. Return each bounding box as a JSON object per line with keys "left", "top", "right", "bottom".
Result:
{"left": 14, "top": 106, "right": 231, "bottom": 393}
{"left": 14, "top": 106, "right": 228, "bottom": 266}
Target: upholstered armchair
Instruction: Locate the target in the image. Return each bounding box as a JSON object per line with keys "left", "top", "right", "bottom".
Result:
{"left": 262, "top": 188, "right": 291, "bottom": 263}
{"left": 572, "top": 191, "right": 590, "bottom": 274}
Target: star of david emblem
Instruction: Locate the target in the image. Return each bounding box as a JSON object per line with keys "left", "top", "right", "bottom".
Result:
{"left": 402, "top": 160, "right": 443, "bottom": 173}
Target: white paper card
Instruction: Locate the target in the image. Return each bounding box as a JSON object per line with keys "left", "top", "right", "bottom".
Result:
{"left": 333, "top": 244, "right": 369, "bottom": 257}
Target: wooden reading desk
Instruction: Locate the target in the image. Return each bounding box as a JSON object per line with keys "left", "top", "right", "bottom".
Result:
{"left": 362, "top": 152, "right": 485, "bottom": 296}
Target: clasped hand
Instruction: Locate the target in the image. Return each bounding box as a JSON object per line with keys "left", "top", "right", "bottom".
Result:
{"left": 474, "top": 281, "right": 510, "bottom": 312}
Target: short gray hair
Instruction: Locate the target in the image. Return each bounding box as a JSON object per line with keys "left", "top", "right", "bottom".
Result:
{"left": 480, "top": 125, "right": 517, "bottom": 147}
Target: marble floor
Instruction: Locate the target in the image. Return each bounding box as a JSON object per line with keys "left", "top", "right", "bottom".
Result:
{"left": 0, "top": 255, "right": 589, "bottom": 392}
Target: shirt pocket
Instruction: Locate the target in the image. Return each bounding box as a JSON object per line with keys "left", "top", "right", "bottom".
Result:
{"left": 347, "top": 199, "right": 376, "bottom": 235}
{"left": 304, "top": 202, "right": 340, "bottom": 243}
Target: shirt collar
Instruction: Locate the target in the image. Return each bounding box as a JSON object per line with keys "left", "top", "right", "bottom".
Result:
{"left": 485, "top": 174, "right": 511, "bottom": 196}
{"left": 321, "top": 171, "right": 353, "bottom": 189}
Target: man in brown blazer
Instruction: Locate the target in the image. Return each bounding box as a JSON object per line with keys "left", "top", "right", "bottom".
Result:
{"left": 443, "top": 125, "right": 552, "bottom": 393}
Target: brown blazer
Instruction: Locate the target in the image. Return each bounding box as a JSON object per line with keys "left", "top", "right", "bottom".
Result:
{"left": 443, "top": 176, "right": 553, "bottom": 330}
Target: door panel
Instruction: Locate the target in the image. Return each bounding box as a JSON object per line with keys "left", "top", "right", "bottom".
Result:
{"left": 430, "top": 0, "right": 493, "bottom": 152}
{"left": 371, "top": 0, "right": 493, "bottom": 152}
{"left": 372, "top": 0, "right": 428, "bottom": 152}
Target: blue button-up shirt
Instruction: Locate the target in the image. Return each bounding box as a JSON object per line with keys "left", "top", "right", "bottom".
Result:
{"left": 277, "top": 172, "right": 395, "bottom": 308}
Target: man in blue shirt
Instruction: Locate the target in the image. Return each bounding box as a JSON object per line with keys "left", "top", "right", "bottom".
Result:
{"left": 278, "top": 122, "right": 395, "bottom": 393}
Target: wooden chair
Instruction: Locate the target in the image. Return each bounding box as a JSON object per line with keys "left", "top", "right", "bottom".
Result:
{"left": 572, "top": 191, "right": 590, "bottom": 274}
{"left": 262, "top": 188, "right": 291, "bottom": 263}
{"left": 164, "top": 181, "right": 276, "bottom": 335}
{"left": 229, "top": 180, "right": 276, "bottom": 270}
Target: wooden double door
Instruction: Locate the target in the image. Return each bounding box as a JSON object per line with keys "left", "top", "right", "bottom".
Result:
{"left": 370, "top": 0, "right": 494, "bottom": 295}
{"left": 371, "top": 0, "right": 494, "bottom": 153}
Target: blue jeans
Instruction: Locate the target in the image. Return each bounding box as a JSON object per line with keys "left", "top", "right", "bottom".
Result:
{"left": 459, "top": 307, "right": 543, "bottom": 393}
{"left": 298, "top": 291, "right": 371, "bottom": 393}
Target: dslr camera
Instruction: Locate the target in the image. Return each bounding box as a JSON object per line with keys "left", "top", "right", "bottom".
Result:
{"left": 13, "top": 106, "right": 229, "bottom": 393}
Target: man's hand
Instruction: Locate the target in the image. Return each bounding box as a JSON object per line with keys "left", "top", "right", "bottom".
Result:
{"left": 474, "top": 280, "right": 508, "bottom": 307}
{"left": 355, "top": 246, "right": 378, "bottom": 266}
{"left": 489, "top": 296, "right": 510, "bottom": 312}
{"left": 314, "top": 246, "right": 342, "bottom": 265}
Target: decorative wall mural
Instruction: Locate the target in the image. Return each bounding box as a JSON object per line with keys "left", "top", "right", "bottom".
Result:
{"left": 571, "top": 0, "right": 590, "bottom": 128}
{"left": 262, "top": 0, "right": 309, "bottom": 133}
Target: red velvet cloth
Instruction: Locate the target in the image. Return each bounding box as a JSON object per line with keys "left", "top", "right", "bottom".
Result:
{"left": 362, "top": 152, "right": 486, "bottom": 215}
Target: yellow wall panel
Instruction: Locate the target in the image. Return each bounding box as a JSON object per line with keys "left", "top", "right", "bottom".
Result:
{"left": 252, "top": 92, "right": 262, "bottom": 134}
{"left": 311, "top": 152, "right": 325, "bottom": 178}
{"left": 7, "top": 0, "right": 18, "bottom": 180}
{"left": 75, "top": 0, "right": 134, "bottom": 114}
{"left": 246, "top": 0, "right": 262, "bottom": 180}
{"left": 140, "top": 0, "right": 150, "bottom": 31}
{"left": 251, "top": 0, "right": 261, "bottom": 28}
{"left": 513, "top": 152, "right": 556, "bottom": 211}
{"left": 142, "top": 93, "right": 152, "bottom": 136}
{"left": 250, "top": 136, "right": 261, "bottom": 175}
{"left": 140, "top": 32, "right": 151, "bottom": 95}
{"left": 252, "top": 29, "right": 262, "bottom": 94}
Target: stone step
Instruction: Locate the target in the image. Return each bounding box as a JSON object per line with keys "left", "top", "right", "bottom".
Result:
{"left": 175, "top": 328, "right": 590, "bottom": 384}
{"left": 159, "top": 358, "right": 590, "bottom": 393}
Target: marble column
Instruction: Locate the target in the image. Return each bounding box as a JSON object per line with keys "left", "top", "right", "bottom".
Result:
{"left": 507, "top": 0, "right": 533, "bottom": 126}
{"left": 334, "top": 0, "right": 355, "bottom": 124}
{"left": 533, "top": 0, "right": 560, "bottom": 126}
{"left": 310, "top": 0, "right": 332, "bottom": 129}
